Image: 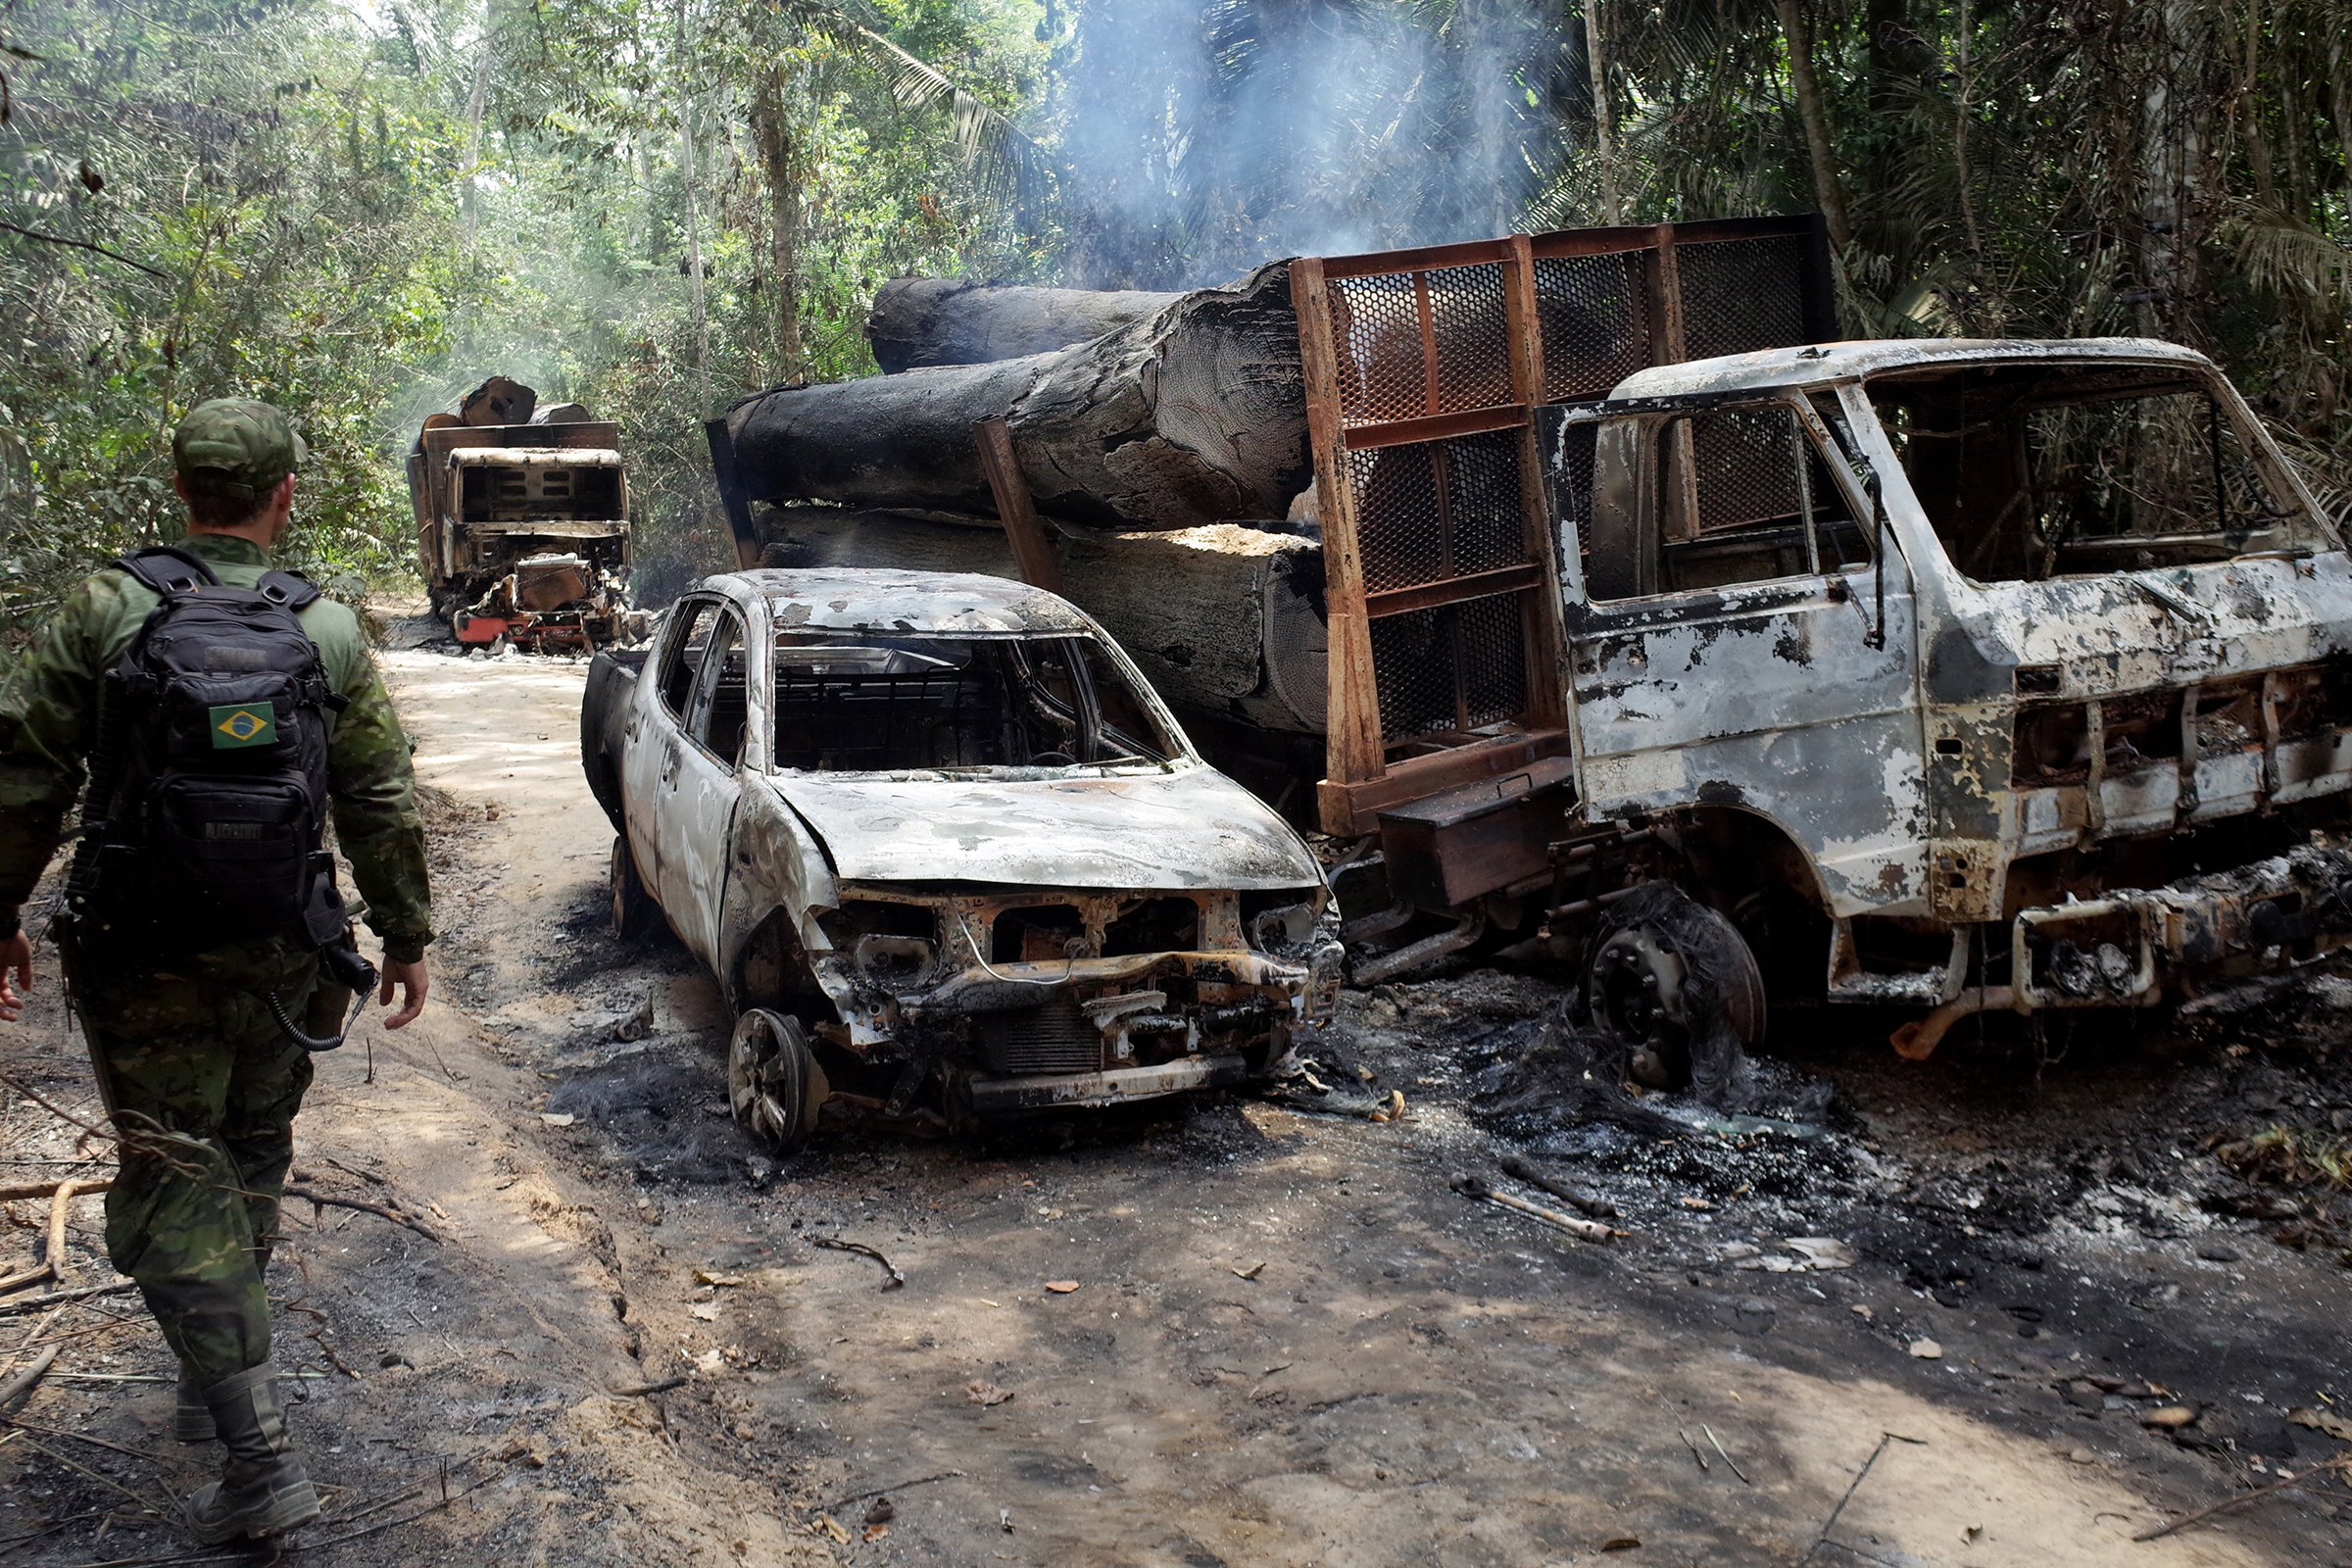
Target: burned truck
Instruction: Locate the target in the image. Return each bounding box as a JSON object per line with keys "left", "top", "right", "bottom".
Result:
{"left": 579, "top": 567, "right": 1341, "bottom": 1144}
{"left": 706, "top": 219, "right": 2352, "bottom": 1088}
{"left": 406, "top": 376, "right": 634, "bottom": 652}
{"left": 1536, "top": 336, "right": 2350, "bottom": 1075}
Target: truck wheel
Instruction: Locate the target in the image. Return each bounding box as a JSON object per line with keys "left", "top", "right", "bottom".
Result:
{"left": 610, "top": 837, "right": 661, "bottom": 941}
{"left": 1587, "top": 886, "right": 1766, "bottom": 1094}
{"left": 729, "top": 1008, "right": 826, "bottom": 1153}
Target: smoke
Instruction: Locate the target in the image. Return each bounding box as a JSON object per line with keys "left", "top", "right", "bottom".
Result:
{"left": 1054, "top": 0, "right": 1565, "bottom": 288}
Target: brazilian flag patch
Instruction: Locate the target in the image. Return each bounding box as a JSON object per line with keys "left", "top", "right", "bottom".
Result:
{"left": 210, "top": 702, "right": 277, "bottom": 750}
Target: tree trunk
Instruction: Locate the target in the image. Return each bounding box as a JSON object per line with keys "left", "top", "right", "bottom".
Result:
{"left": 867, "top": 278, "right": 1183, "bottom": 372}
{"left": 2329, "top": 24, "right": 2352, "bottom": 217}
{"left": 2137, "top": 0, "right": 2216, "bottom": 339}
{"left": 1775, "top": 0, "right": 1852, "bottom": 255}
{"left": 674, "top": 0, "right": 710, "bottom": 416}
{"left": 750, "top": 67, "right": 803, "bottom": 379}
{"left": 460, "top": 2, "right": 494, "bottom": 248}
{"left": 725, "top": 261, "right": 1307, "bottom": 531}
{"left": 1585, "top": 1, "right": 1618, "bottom": 225}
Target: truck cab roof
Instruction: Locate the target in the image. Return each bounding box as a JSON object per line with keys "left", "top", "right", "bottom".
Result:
{"left": 1607, "top": 335, "right": 2215, "bottom": 402}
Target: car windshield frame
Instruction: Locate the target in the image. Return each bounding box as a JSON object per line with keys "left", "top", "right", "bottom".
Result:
{"left": 760, "top": 626, "right": 1197, "bottom": 779}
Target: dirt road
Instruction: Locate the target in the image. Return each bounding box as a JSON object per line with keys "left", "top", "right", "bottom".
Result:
{"left": 4, "top": 639, "right": 2351, "bottom": 1566}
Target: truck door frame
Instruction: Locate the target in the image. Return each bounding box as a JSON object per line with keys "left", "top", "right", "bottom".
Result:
{"left": 1550, "top": 388, "right": 1933, "bottom": 922}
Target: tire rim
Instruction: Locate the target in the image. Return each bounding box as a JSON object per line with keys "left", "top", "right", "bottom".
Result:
{"left": 1590, "top": 926, "right": 1690, "bottom": 1088}
{"left": 728, "top": 1008, "right": 814, "bottom": 1152}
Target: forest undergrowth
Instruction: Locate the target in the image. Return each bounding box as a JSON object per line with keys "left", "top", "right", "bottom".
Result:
{"left": 2, "top": 0, "right": 2345, "bottom": 648}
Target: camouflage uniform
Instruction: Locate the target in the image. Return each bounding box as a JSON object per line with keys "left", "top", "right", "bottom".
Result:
{"left": 0, "top": 530, "right": 432, "bottom": 1386}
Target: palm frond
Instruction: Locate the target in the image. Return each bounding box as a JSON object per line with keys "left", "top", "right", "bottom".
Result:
{"left": 773, "top": 0, "right": 1048, "bottom": 207}
{"left": 2232, "top": 207, "right": 2352, "bottom": 301}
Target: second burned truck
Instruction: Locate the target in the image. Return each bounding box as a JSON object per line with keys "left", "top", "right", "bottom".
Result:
{"left": 407, "top": 376, "right": 635, "bottom": 652}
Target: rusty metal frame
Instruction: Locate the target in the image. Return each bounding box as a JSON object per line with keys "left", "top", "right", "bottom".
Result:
{"left": 1294, "top": 215, "right": 1833, "bottom": 840}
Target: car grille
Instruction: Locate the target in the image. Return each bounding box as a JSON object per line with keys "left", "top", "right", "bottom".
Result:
{"left": 975, "top": 998, "right": 1103, "bottom": 1075}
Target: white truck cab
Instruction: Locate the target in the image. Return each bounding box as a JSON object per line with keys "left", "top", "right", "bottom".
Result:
{"left": 1540, "top": 337, "right": 2351, "bottom": 1061}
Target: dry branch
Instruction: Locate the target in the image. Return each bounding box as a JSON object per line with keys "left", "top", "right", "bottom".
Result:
{"left": 45, "top": 1180, "right": 75, "bottom": 1289}
{"left": 8, "top": 1427, "right": 175, "bottom": 1518}
{"left": 0, "top": 1345, "right": 57, "bottom": 1414}
{"left": 0, "top": 1280, "right": 139, "bottom": 1318}
{"left": 0, "top": 1178, "right": 112, "bottom": 1204}
{"left": 282, "top": 1186, "right": 442, "bottom": 1244}
{"left": 0, "top": 1076, "right": 110, "bottom": 1141}
{"left": 808, "top": 1235, "right": 904, "bottom": 1289}
{"left": 4, "top": 1416, "right": 174, "bottom": 1466}
{"left": 2132, "top": 1455, "right": 2352, "bottom": 1541}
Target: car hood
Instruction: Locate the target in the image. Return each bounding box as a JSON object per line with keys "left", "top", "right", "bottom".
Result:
{"left": 764, "top": 764, "right": 1325, "bottom": 890}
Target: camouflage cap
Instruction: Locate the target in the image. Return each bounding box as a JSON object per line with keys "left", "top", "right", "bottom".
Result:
{"left": 172, "top": 398, "right": 307, "bottom": 502}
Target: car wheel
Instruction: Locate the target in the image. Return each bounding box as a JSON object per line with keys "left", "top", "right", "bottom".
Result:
{"left": 729, "top": 1008, "right": 826, "bottom": 1154}
{"left": 610, "top": 836, "right": 661, "bottom": 941}
{"left": 1586, "top": 886, "right": 1765, "bottom": 1094}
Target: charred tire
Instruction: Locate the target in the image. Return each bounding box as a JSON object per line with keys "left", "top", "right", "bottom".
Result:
{"left": 1586, "top": 886, "right": 1766, "bottom": 1093}
{"left": 728, "top": 1008, "right": 826, "bottom": 1154}
{"left": 610, "top": 836, "right": 662, "bottom": 941}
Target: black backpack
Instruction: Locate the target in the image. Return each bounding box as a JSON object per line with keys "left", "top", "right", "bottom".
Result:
{"left": 67, "top": 547, "right": 350, "bottom": 956}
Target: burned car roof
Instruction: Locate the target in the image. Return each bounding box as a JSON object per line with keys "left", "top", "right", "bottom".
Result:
{"left": 1607, "top": 335, "right": 2215, "bottom": 403}
{"left": 714, "top": 566, "right": 1095, "bottom": 636}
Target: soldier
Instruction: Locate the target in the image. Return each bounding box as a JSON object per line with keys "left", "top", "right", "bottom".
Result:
{"left": 0, "top": 399, "right": 432, "bottom": 1544}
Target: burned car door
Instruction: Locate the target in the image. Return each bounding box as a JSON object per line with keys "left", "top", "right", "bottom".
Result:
{"left": 1557, "top": 394, "right": 1928, "bottom": 913}
{"left": 622, "top": 597, "right": 717, "bottom": 898}
{"left": 653, "top": 603, "right": 754, "bottom": 967}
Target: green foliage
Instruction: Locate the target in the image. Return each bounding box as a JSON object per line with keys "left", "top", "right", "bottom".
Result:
{"left": 1, "top": 0, "right": 490, "bottom": 636}
{"left": 5, "top": 0, "right": 2345, "bottom": 643}
{"left": 1555, "top": 0, "right": 2352, "bottom": 510}
{"left": 1, "top": 0, "right": 1047, "bottom": 634}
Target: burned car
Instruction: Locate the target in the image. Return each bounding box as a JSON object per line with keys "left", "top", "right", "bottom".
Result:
{"left": 580, "top": 568, "right": 1341, "bottom": 1146}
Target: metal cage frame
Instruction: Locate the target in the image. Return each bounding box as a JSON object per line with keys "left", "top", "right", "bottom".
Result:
{"left": 1292, "top": 215, "right": 1834, "bottom": 838}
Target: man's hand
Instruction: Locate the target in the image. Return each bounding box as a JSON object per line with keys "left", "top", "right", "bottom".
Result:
{"left": 0, "top": 931, "right": 29, "bottom": 1024}
{"left": 378, "top": 957, "right": 428, "bottom": 1030}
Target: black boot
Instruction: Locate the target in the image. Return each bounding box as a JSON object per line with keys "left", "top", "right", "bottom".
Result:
{"left": 183, "top": 1362, "right": 320, "bottom": 1544}
{"left": 172, "top": 1365, "right": 216, "bottom": 1445}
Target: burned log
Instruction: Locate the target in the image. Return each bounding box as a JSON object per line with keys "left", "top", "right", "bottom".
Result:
{"left": 719, "top": 262, "right": 1308, "bottom": 534}
{"left": 460, "top": 374, "right": 535, "bottom": 427}
{"left": 867, "top": 278, "right": 1182, "bottom": 373}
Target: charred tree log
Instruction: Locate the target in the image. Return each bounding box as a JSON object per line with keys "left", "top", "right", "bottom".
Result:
{"left": 722, "top": 262, "right": 1307, "bottom": 533}
{"left": 867, "top": 278, "right": 1183, "bottom": 372}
